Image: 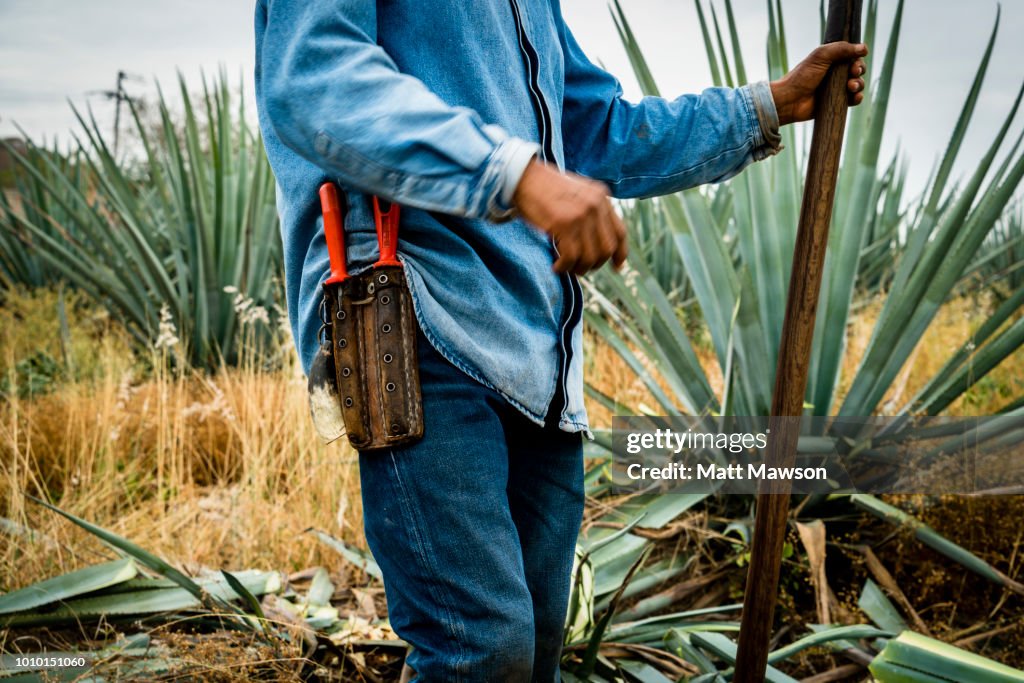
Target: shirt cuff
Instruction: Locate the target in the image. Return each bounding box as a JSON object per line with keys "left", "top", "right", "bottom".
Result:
{"left": 741, "top": 80, "right": 783, "bottom": 161}
{"left": 479, "top": 131, "right": 540, "bottom": 222}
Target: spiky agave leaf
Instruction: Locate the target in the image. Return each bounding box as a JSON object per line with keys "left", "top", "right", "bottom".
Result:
{"left": 858, "top": 578, "right": 908, "bottom": 634}
{"left": 3, "top": 570, "right": 281, "bottom": 628}
{"left": 0, "top": 558, "right": 137, "bottom": 615}
{"left": 311, "top": 529, "right": 383, "bottom": 582}
{"left": 24, "top": 494, "right": 271, "bottom": 630}
{"left": 564, "top": 545, "right": 597, "bottom": 645}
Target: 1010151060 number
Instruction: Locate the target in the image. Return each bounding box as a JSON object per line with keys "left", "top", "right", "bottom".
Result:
{"left": 14, "top": 656, "right": 87, "bottom": 668}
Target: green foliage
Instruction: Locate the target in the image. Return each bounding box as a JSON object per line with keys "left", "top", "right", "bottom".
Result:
{"left": 575, "top": 1, "right": 1024, "bottom": 680}
{"left": 969, "top": 205, "right": 1024, "bottom": 296}
{"left": 0, "top": 72, "right": 282, "bottom": 370}
{"left": 0, "top": 142, "right": 88, "bottom": 289}
{"left": 0, "top": 286, "right": 136, "bottom": 397}
{"left": 591, "top": 0, "right": 1024, "bottom": 419}
{"left": 0, "top": 349, "right": 64, "bottom": 398}
{"left": 871, "top": 631, "right": 1024, "bottom": 682}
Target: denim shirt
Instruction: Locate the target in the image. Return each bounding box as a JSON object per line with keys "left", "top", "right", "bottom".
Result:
{"left": 254, "top": 0, "right": 780, "bottom": 436}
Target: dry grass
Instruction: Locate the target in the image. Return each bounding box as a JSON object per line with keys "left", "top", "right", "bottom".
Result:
{"left": 2, "top": 286, "right": 1022, "bottom": 595}
{"left": 1, "top": 288, "right": 363, "bottom": 593}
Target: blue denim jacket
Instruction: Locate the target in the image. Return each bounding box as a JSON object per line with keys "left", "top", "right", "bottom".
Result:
{"left": 254, "top": 0, "right": 780, "bottom": 436}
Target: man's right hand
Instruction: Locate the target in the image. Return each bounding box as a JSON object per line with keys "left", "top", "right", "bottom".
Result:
{"left": 513, "top": 159, "right": 628, "bottom": 275}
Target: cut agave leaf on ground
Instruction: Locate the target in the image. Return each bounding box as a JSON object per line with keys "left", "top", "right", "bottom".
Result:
{"left": 606, "top": 491, "right": 709, "bottom": 530}
{"left": 613, "top": 622, "right": 740, "bottom": 648}
{"left": 27, "top": 496, "right": 211, "bottom": 604}
{"left": 688, "top": 631, "right": 798, "bottom": 683}
{"left": 312, "top": 529, "right": 383, "bottom": 581}
{"left": 99, "top": 576, "right": 181, "bottom": 592}
{"left": 579, "top": 513, "right": 645, "bottom": 555}
{"left": 859, "top": 578, "right": 908, "bottom": 633}
{"left": 614, "top": 657, "right": 675, "bottom": 683}
{"left": 608, "top": 604, "right": 743, "bottom": 635}
{"left": 2, "top": 570, "right": 281, "bottom": 627}
{"left": 613, "top": 568, "right": 727, "bottom": 624}
{"left": 0, "top": 558, "right": 137, "bottom": 615}
{"left": 593, "top": 556, "right": 691, "bottom": 614}
{"left": 870, "top": 631, "right": 1024, "bottom": 682}
{"left": 591, "top": 537, "right": 648, "bottom": 596}
{"left": 852, "top": 494, "right": 1024, "bottom": 595}
{"left": 306, "top": 567, "right": 335, "bottom": 607}
{"left": 664, "top": 628, "right": 717, "bottom": 674}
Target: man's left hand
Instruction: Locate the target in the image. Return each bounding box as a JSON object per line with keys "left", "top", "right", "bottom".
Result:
{"left": 770, "top": 42, "right": 868, "bottom": 126}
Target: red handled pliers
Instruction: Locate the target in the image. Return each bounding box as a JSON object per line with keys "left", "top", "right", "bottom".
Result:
{"left": 318, "top": 183, "right": 401, "bottom": 284}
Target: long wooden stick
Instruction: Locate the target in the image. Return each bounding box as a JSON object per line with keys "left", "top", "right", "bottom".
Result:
{"left": 733, "top": 1, "right": 862, "bottom": 680}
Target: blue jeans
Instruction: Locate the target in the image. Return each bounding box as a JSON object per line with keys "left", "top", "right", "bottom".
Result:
{"left": 359, "top": 329, "right": 584, "bottom": 682}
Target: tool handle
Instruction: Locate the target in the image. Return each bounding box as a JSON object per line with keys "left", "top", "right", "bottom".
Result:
{"left": 733, "top": 2, "right": 862, "bottom": 682}
{"left": 373, "top": 196, "right": 402, "bottom": 268}
{"left": 824, "top": 0, "right": 862, "bottom": 43}
{"left": 319, "top": 183, "right": 349, "bottom": 285}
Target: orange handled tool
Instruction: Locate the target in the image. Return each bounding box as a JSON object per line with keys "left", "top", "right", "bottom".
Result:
{"left": 319, "top": 183, "right": 349, "bottom": 286}
{"left": 373, "top": 196, "right": 402, "bottom": 268}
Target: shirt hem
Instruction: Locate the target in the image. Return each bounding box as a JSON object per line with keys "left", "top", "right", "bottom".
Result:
{"left": 397, "top": 259, "right": 545, "bottom": 428}
{"left": 400, "top": 258, "right": 592, "bottom": 437}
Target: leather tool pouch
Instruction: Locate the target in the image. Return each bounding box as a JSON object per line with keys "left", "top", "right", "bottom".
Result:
{"left": 324, "top": 265, "right": 424, "bottom": 451}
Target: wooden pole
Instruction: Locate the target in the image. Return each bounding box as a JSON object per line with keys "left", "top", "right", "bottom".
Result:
{"left": 733, "top": 1, "right": 862, "bottom": 680}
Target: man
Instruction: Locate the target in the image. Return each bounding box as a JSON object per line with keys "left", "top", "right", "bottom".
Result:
{"left": 254, "top": 1, "right": 866, "bottom": 679}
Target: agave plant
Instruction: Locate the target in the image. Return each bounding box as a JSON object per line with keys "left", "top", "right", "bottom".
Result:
{"left": 589, "top": 0, "right": 1023, "bottom": 421}
{"left": 0, "top": 141, "right": 90, "bottom": 289}
{"left": 0, "top": 72, "right": 281, "bottom": 370}
{"left": 966, "top": 204, "right": 1024, "bottom": 298}
{"left": 568, "top": 0, "right": 1024, "bottom": 679}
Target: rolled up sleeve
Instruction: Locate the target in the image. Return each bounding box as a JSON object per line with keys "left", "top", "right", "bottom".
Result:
{"left": 743, "top": 80, "right": 783, "bottom": 161}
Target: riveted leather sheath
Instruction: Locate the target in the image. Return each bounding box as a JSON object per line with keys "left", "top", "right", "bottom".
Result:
{"left": 325, "top": 265, "right": 424, "bottom": 451}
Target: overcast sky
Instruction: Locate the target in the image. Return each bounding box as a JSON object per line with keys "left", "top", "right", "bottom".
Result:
{"left": 1, "top": 0, "right": 1021, "bottom": 197}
